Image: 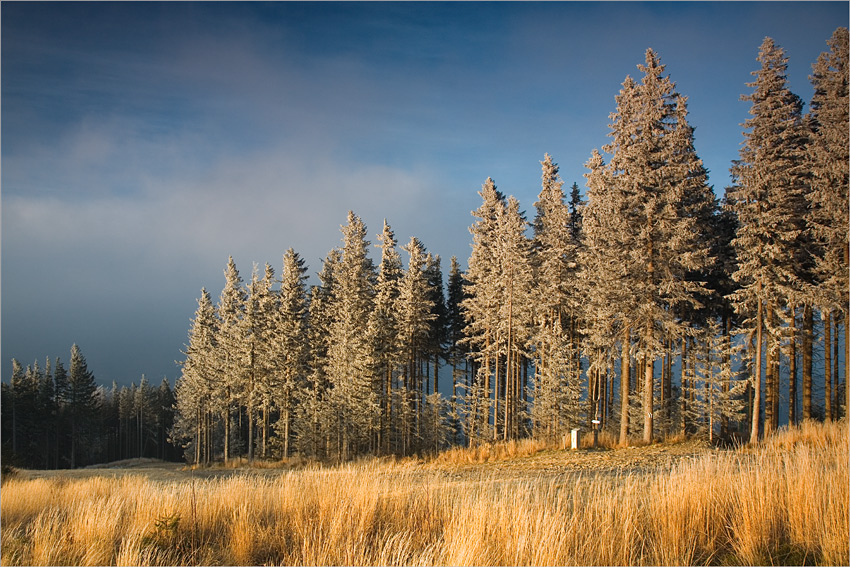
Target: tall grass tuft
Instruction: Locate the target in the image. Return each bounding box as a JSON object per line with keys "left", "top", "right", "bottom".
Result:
{"left": 2, "top": 420, "right": 846, "bottom": 566}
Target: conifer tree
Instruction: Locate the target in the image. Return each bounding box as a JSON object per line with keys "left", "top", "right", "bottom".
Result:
{"left": 807, "top": 27, "right": 849, "bottom": 414}
{"left": 462, "top": 178, "right": 506, "bottom": 443}
{"left": 729, "top": 37, "right": 810, "bottom": 441}
{"left": 174, "top": 288, "right": 220, "bottom": 464}
{"left": 68, "top": 344, "right": 99, "bottom": 467}
{"left": 325, "top": 212, "right": 378, "bottom": 459}
{"left": 367, "top": 221, "right": 403, "bottom": 454}
{"left": 497, "top": 195, "right": 535, "bottom": 440}
{"left": 216, "top": 257, "right": 246, "bottom": 463}
{"left": 296, "top": 249, "right": 340, "bottom": 458}
{"left": 272, "top": 249, "right": 309, "bottom": 458}
{"left": 531, "top": 154, "right": 583, "bottom": 441}
{"left": 585, "top": 50, "right": 714, "bottom": 444}
{"left": 397, "top": 236, "right": 435, "bottom": 452}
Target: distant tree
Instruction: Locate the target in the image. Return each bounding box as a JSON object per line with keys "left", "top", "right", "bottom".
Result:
{"left": 68, "top": 344, "right": 100, "bottom": 467}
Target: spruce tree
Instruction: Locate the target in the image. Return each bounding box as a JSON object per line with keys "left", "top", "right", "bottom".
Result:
{"left": 462, "top": 178, "right": 506, "bottom": 444}
{"left": 68, "top": 344, "right": 99, "bottom": 467}
{"left": 367, "top": 221, "right": 403, "bottom": 454}
{"left": 272, "top": 249, "right": 309, "bottom": 458}
{"left": 729, "top": 37, "right": 809, "bottom": 441}
{"left": 397, "top": 236, "right": 435, "bottom": 453}
{"left": 807, "top": 27, "right": 849, "bottom": 415}
{"left": 531, "top": 154, "right": 583, "bottom": 441}
{"left": 325, "top": 212, "right": 378, "bottom": 459}
{"left": 216, "top": 257, "right": 246, "bottom": 463}
{"left": 584, "top": 49, "right": 714, "bottom": 444}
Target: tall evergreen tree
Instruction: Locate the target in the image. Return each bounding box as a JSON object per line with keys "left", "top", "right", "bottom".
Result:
{"left": 729, "top": 37, "right": 810, "bottom": 441}
{"left": 531, "top": 154, "right": 583, "bottom": 441}
{"left": 68, "top": 344, "right": 99, "bottom": 467}
{"left": 807, "top": 27, "right": 849, "bottom": 415}
{"left": 462, "top": 178, "right": 507, "bottom": 444}
{"left": 367, "top": 221, "right": 403, "bottom": 454}
{"left": 216, "top": 257, "right": 247, "bottom": 463}
{"left": 585, "top": 49, "right": 714, "bottom": 444}
{"left": 272, "top": 249, "right": 309, "bottom": 458}
{"left": 397, "top": 236, "right": 435, "bottom": 453}
{"left": 325, "top": 212, "right": 378, "bottom": 459}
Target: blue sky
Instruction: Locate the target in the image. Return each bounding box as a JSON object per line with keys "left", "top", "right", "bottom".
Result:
{"left": 2, "top": 1, "right": 847, "bottom": 387}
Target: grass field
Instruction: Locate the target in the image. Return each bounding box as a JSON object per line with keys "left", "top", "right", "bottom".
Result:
{"left": 2, "top": 420, "right": 847, "bottom": 566}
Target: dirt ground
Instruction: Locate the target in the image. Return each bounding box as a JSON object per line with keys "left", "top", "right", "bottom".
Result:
{"left": 14, "top": 440, "right": 719, "bottom": 485}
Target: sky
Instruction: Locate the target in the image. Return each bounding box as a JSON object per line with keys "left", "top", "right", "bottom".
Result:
{"left": 2, "top": 1, "right": 847, "bottom": 388}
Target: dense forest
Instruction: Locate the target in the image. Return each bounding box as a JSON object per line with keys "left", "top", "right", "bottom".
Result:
{"left": 3, "top": 30, "right": 847, "bottom": 467}
{"left": 1, "top": 345, "right": 180, "bottom": 468}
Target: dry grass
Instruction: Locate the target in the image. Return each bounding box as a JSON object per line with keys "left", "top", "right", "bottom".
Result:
{"left": 2, "top": 420, "right": 847, "bottom": 566}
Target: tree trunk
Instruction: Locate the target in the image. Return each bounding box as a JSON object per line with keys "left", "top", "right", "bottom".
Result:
{"left": 788, "top": 306, "right": 797, "bottom": 426}
{"left": 825, "top": 311, "right": 833, "bottom": 421}
{"left": 832, "top": 316, "right": 840, "bottom": 418}
{"left": 643, "top": 328, "right": 654, "bottom": 444}
{"left": 803, "top": 304, "right": 813, "bottom": 420}
{"left": 620, "top": 327, "right": 630, "bottom": 445}
{"left": 751, "top": 295, "right": 764, "bottom": 444}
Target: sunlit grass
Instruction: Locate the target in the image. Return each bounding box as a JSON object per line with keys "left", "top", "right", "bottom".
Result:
{"left": 2, "top": 420, "right": 846, "bottom": 566}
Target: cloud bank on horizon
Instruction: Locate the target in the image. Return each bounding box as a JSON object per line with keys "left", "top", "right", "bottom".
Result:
{"left": 2, "top": 1, "right": 846, "bottom": 386}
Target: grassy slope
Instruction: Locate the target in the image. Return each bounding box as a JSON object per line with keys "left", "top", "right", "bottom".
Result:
{"left": 2, "top": 420, "right": 847, "bottom": 566}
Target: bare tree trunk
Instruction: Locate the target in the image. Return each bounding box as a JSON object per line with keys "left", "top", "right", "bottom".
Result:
{"left": 620, "top": 327, "right": 630, "bottom": 445}
{"left": 825, "top": 311, "right": 833, "bottom": 421}
{"left": 751, "top": 295, "right": 764, "bottom": 444}
{"left": 788, "top": 307, "right": 797, "bottom": 426}
{"left": 833, "top": 315, "right": 840, "bottom": 418}
{"left": 803, "top": 304, "right": 814, "bottom": 420}
{"left": 643, "top": 328, "right": 654, "bottom": 444}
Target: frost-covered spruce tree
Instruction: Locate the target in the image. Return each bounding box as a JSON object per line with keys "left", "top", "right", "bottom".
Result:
{"left": 582, "top": 147, "right": 634, "bottom": 445}
{"left": 585, "top": 49, "right": 714, "bottom": 444}
{"left": 729, "top": 37, "right": 810, "bottom": 442}
{"left": 807, "top": 27, "right": 849, "bottom": 415}
{"left": 497, "top": 195, "right": 535, "bottom": 440}
{"left": 462, "top": 178, "right": 506, "bottom": 444}
{"left": 531, "top": 154, "right": 583, "bottom": 441}
{"left": 215, "top": 256, "right": 247, "bottom": 463}
{"left": 396, "top": 236, "right": 435, "bottom": 453}
{"left": 295, "top": 248, "right": 340, "bottom": 458}
{"left": 366, "top": 221, "right": 403, "bottom": 454}
{"left": 253, "top": 263, "right": 278, "bottom": 458}
{"left": 325, "top": 212, "right": 378, "bottom": 459}
{"left": 239, "top": 264, "right": 273, "bottom": 462}
{"left": 268, "top": 249, "right": 309, "bottom": 459}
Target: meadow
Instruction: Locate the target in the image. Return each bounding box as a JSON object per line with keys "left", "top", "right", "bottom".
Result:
{"left": 1, "top": 420, "right": 847, "bottom": 566}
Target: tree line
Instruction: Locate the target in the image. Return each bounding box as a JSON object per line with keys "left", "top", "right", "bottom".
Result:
{"left": 1, "top": 345, "right": 180, "bottom": 468}
{"left": 173, "top": 29, "right": 847, "bottom": 462}
{"left": 4, "top": 29, "right": 846, "bottom": 468}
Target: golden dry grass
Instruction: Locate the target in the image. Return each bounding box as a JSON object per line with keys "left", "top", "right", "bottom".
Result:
{"left": 2, "top": 420, "right": 847, "bottom": 566}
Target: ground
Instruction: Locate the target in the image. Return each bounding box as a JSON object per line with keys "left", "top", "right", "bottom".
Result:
{"left": 14, "top": 439, "right": 718, "bottom": 483}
